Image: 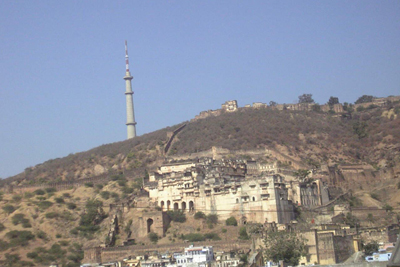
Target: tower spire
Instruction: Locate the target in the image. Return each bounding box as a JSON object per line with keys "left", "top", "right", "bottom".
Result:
{"left": 125, "top": 40, "right": 130, "bottom": 72}
{"left": 123, "top": 40, "right": 137, "bottom": 139}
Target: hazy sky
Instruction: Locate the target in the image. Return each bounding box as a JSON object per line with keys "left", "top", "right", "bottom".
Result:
{"left": 1, "top": 1, "right": 399, "bottom": 178}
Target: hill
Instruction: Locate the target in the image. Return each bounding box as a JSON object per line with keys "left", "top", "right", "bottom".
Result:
{"left": 1, "top": 96, "right": 400, "bottom": 266}
{"left": 5, "top": 97, "right": 400, "bottom": 186}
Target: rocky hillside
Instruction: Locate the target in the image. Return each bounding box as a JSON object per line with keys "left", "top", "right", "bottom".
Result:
{"left": 1, "top": 96, "right": 400, "bottom": 266}
{"left": 4, "top": 97, "right": 400, "bottom": 187}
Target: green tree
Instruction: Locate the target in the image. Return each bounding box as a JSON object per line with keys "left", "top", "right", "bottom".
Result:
{"left": 293, "top": 169, "right": 311, "bottom": 182}
{"left": 166, "top": 210, "right": 186, "bottom": 223}
{"left": 328, "top": 96, "right": 339, "bottom": 106}
{"left": 355, "top": 95, "right": 374, "bottom": 104}
{"left": 353, "top": 122, "right": 368, "bottom": 139}
{"left": 238, "top": 227, "right": 249, "bottom": 240}
{"left": 148, "top": 232, "right": 159, "bottom": 243}
{"left": 263, "top": 231, "right": 308, "bottom": 266}
{"left": 194, "top": 211, "right": 206, "bottom": 219}
{"left": 383, "top": 204, "right": 393, "bottom": 212}
{"left": 206, "top": 214, "right": 218, "bottom": 228}
{"left": 78, "top": 199, "right": 107, "bottom": 235}
{"left": 298, "top": 94, "right": 314, "bottom": 104}
{"left": 226, "top": 216, "right": 238, "bottom": 226}
{"left": 363, "top": 241, "right": 379, "bottom": 256}
{"left": 3, "top": 205, "right": 16, "bottom": 214}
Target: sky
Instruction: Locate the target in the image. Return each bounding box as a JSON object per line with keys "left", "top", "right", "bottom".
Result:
{"left": 0, "top": 1, "right": 399, "bottom": 178}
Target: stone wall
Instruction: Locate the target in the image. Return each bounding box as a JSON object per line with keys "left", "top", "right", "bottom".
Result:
{"left": 84, "top": 240, "right": 252, "bottom": 264}
{"left": 333, "top": 235, "right": 354, "bottom": 263}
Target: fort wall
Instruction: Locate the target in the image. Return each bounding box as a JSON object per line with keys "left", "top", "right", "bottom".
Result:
{"left": 84, "top": 240, "right": 252, "bottom": 264}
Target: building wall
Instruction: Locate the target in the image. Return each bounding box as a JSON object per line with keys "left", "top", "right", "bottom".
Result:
{"left": 317, "top": 233, "right": 336, "bottom": 265}
{"left": 150, "top": 176, "right": 294, "bottom": 224}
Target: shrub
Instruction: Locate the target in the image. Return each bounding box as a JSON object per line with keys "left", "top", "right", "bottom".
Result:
{"left": 55, "top": 197, "right": 64, "bottom": 204}
{"left": 0, "top": 239, "right": 9, "bottom": 251}
{"left": 45, "top": 212, "right": 59, "bottom": 219}
{"left": 221, "top": 228, "right": 227, "bottom": 233}
{"left": 148, "top": 232, "right": 159, "bottom": 243}
{"left": 100, "top": 191, "right": 110, "bottom": 200}
{"left": 12, "top": 214, "right": 29, "bottom": 226}
{"left": 111, "top": 192, "right": 119, "bottom": 200}
{"left": 62, "top": 193, "right": 71, "bottom": 198}
{"left": 122, "top": 186, "right": 134, "bottom": 194}
{"left": 84, "top": 182, "right": 94, "bottom": 188}
{"left": 69, "top": 228, "right": 78, "bottom": 235}
{"left": 24, "top": 192, "right": 34, "bottom": 199}
{"left": 12, "top": 195, "right": 22, "bottom": 203}
{"left": 6, "top": 230, "right": 35, "bottom": 246}
{"left": 356, "top": 106, "right": 365, "bottom": 112}
{"left": 204, "top": 232, "right": 221, "bottom": 240}
{"left": 45, "top": 188, "right": 56, "bottom": 193}
{"left": 226, "top": 216, "right": 238, "bottom": 226}
{"left": 194, "top": 211, "right": 206, "bottom": 219}
{"left": 117, "top": 180, "right": 127, "bottom": 187}
{"left": 364, "top": 241, "right": 379, "bottom": 255}
{"left": 78, "top": 199, "right": 107, "bottom": 236}
{"left": 67, "top": 202, "right": 77, "bottom": 210}
{"left": 27, "top": 251, "right": 39, "bottom": 259}
{"left": 36, "top": 231, "right": 47, "bottom": 240}
{"left": 0, "top": 223, "right": 5, "bottom": 232}
{"left": 95, "top": 184, "right": 104, "bottom": 190}
{"left": 206, "top": 214, "right": 218, "bottom": 228}
{"left": 383, "top": 204, "right": 393, "bottom": 212}
{"left": 56, "top": 234, "right": 62, "bottom": 238}
{"left": 5, "top": 253, "right": 21, "bottom": 266}
{"left": 167, "top": 210, "right": 186, "bottom": 223}
{"left": 239, "top": 227, "right": 249, "bottom": 240}
{"left": 35, "top": 201, "right": 53, "bottom": 210}
{"left": 34, "top": 189, "right": 46, "bottom": 195}
{"left": 3, "top": 204, "right": 16, "bottom": 214}
{"left": 184, "top": 233, "right": 205, "bottom": 242}
{"left": 58, "top": 240, "right": 69, "bottom": 246}
{"left": 370, "top": 193, "right": 379, "bottom": 200}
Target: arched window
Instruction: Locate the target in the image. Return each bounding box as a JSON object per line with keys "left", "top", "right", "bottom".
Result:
{"left": 182, "top": 202, "right": 187, "bottom": 211}
{"left": 147, "top": 218, "right": 153, "bottom": 233}
{"left": 189, "top": 201, "right": 194, "bottom": 211}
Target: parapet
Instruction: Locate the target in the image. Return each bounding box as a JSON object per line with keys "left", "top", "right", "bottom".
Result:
{"left": 221, "top": 100, "right": 238, "bottom": 112}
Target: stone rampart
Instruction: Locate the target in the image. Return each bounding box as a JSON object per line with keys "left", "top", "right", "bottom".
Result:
{"left": 86, "top": 240, "right": 252, "bottom": 263}
{"left": 164, "top": 124, "right": 187, "bottom": 154}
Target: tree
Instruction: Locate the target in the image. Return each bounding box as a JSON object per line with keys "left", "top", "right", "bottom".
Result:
{"left": 355, "top": 95, "right": 374, "bottom": 104}
{"left": 148, "top": 232, "right": 159, "bottom": 244}
{"left": 328, "top": 97, "right": 339, "bottom": 106}
{"left": 263, "top": 230, "right": 308, "bottom": 266}
{"left": 353, "top": 122, "right": 368, "bottom": 139}
{"left": 226, "top": 216, "right": 238, "bottom": 226}
{"left": 293, "top": 169, "right": 311, "bottom": 182}
{"left": 363, "top": 241, "right": 379, "bottom": 256}
{"left": 238, "top": 227, "right": 249, "bottom": 240}
{"left": 269, "top": 101, "right": 277, "bottom": 107}
{"left": 194, "top": 211, "right": 206, "bottom": 219}
{"left": 298, "top": 94, "right": 314, "bottom": 104}
{"left": 206, "top": 214, "right": 218, "bottom": 228}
